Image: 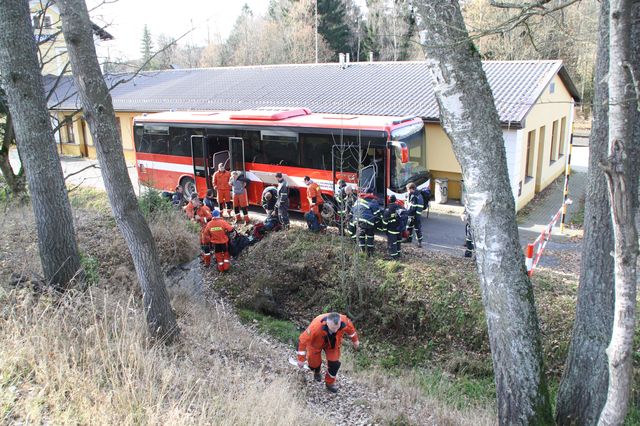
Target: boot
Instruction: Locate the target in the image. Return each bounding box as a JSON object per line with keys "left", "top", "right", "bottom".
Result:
{"left": 203, "top": 253, "right": 211, "bottom": 267}
{"left": 313, "top": 370, "right": 322, "bottom": 382}
{"left": 222, "top": 252, "right": 231, "bottom": 271}
{"left": 244, "top": 215, "right": 250, "bottom": 225}
{"left": 234, "top": 214, "right": 241, "bottom": 224}
{"left": 215, "top": 252, "right": 225, "bottom": 272}
{"left": 325, "top": 383, "right": 339, "bottom": 394}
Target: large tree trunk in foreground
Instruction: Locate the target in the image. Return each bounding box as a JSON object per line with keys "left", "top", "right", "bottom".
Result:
{"left": 598, "top": 0, "right": 640, "bottom": 423}
{"left": 416, "top": 1, "right": 553, "bottom": 423}
{"left": 57, "top": 0, "right": 178, "bottom": 341}
{"left": 0, "top": 0, "right": 81, "bottom": 287}
{"left": 555, "top": 1, "right": 615, "bottom": 424}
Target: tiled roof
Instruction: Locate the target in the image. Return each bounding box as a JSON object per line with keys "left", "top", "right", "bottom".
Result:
{"left": 45, "top": 60, "right": 579, "bottom": 127}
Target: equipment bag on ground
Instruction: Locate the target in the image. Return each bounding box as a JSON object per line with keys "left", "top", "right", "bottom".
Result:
{"left": 305, "top": 211, "right": 322, "bottom": 232}
{"left": 229, "top": 234, "right": 251, "bottom": 258}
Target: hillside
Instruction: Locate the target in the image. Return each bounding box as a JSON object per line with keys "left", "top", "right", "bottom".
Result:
{"left": 1, "top": 189, "right": 632, "bottom": 425}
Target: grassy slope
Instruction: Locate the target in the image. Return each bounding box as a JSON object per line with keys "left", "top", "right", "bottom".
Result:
{"left": 1, "top": 189, "right": 636, "bottom": 424}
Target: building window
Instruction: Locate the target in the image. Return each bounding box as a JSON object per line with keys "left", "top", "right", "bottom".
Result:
{"left": 558, "top": 117, "right": 567, "bottom": 157}
{"left": 525, "top": 130, "right": 535, "bottom": 178}
{"left": 43, "top": 15, "right": 51, "bottom": 28}
{"left": 549, "top": 82, "right": 555, "bottom": 94}
{"left": 64, "top": 116, "right": 75, "bottom": 144}
{"left": 32, "top": 15, "right": 40, "bottom": 29}
{"left": 550, "top": 120, "right": 559, "bottom": 163}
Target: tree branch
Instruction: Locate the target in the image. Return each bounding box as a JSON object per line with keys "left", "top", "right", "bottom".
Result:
{"left": 64, "top": 163, "right": 99, "bottom": 181}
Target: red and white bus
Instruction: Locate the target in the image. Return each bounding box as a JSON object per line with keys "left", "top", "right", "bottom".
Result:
{"left": 133, "top": 107, "right": 430, "bottom": 217}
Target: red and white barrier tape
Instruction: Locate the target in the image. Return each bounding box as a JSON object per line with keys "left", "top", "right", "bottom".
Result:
{"left": 525, "top": 198, "right": 572, "bottom": 277}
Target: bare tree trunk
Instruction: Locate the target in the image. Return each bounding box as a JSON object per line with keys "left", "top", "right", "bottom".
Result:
{"left": 0, "top": 112, "right": 27, "bottom": 197}
{"left": 598, "top": 0, "right": 640, "bottom": 423}
{"left": 415, "top": 1, "right": 553, "bottom": 424}
{"left": 555, "top": 1, "right": 615, "bottom": 423}
{"left": 0, "top": 0, "right": 81, "bottom": 287}
{"left": 57, "top": 0, "right": 179, "bottom": 341}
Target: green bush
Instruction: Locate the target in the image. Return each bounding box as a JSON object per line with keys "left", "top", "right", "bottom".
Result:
{"left": 138, "top": 189, "right": 173, "bottom": 217}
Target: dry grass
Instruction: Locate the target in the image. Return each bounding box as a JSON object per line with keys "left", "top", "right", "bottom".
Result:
{"left": 0, "top": 195, "right": 324, "bottom": 425}
{"left": 0, "top": 285, "right": 324, "bottom": 425}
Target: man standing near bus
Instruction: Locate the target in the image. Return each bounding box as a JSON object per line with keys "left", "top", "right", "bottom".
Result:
{"left": 275, "top": 172, "right": 290, "bottom": 229}
{"left": 303, "top": 176, "right": 324, "bottom": 225}
{"left": 230, "top": 171, "right": 250, "bottom": 225}
{"left": 351, "top": 192, "right": 381, "bottom": 256}
{"left": 213, "top": 163, "right": 232, "bottom": 218}
{"left": 184, "top": 194, "right": 214, "bottom": 266}
{"left": 404, "top": 183, "right": 424, "bottom": 247}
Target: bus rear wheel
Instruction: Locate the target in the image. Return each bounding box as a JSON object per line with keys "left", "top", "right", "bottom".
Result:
{"left": 180, "top": 177, "right": 196, "bottom": 200}
{"left": 320, "top": 197, "right": 337, "bottom": 226}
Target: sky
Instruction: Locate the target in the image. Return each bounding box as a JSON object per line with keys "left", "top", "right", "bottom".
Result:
{"left": 87, "top": 0, "right": 270, "bottom": 60}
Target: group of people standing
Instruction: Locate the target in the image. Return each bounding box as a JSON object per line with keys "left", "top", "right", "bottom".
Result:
{"left": 337, "top": 181, "right": 427, "bottom": 259}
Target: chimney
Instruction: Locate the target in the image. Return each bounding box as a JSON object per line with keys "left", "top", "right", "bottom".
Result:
{"left": 339, "top": 53, "right": 345, "bottom": 67}
{"left": 369, "top": 52, "right": 374, "bottom": 62}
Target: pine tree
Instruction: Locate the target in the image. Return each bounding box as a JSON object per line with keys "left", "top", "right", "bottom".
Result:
{"left": 140, "top": 24, "right": 153, "bottom": 69}
{"left": 317, "top": 0, "right": 354, "bottom": 57}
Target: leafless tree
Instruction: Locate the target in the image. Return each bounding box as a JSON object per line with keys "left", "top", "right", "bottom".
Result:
{"left": 0, "top": 0, "right": 82, "bottom": 287}
{"left": 415, "top": 0, "right": 553, "bottom": 423}
{"left": 597, "top": 0, "right": 640, "bottom": 422}
{"left": 57, "top": 0, "right": 179, "bottom": 341}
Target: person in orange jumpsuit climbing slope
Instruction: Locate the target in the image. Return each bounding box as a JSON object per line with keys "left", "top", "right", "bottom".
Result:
{"left": 296, "top": 312, "right": 359, "bottom": 393}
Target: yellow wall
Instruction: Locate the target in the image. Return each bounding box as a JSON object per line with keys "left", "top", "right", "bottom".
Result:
{"left": 54, "top": 110, "right": 138, "bottom": 164}
{"left": 422, "top": 74, "right": 574, "bottom": 209}
{"left": 517, "top": 74, "right": 573, "bottom": 202}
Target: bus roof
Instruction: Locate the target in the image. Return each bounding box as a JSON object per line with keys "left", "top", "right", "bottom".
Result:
{"left": 133, "top": 108, "right": 422, "bottom": 133}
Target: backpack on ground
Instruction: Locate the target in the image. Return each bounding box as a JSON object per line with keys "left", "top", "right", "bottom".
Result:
{"left": 305, "top": 211, "right": 322, "bottom": 232}
{"left": 263, "top": 215, "right": 280, "bottom": 232}
{"left": 229, "top": 233, "right": 251, "bottom": 258}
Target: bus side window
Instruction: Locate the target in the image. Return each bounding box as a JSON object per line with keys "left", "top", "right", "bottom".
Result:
{"left": 169, "top": 127, "right": 191, "bottom": 157}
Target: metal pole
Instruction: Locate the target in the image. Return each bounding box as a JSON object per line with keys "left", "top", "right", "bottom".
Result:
{"left": 315, "top": 0, "right": 318, "bottom": 64}
{"left": 560, "top": 125, "right": 574, "bottom": 232}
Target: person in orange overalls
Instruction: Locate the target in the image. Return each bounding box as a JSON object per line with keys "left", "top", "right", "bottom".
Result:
{"left": 303, "top": 176, "right": 324, "bottom": 224}
{"left": 296, "top": 312, "right": 359, "bottom": 393}
{"left": 184, "top": 194, "right": 213, "bottom": 266}
{"left": 212, "top": 163, "right": 232, "bottom": 218}
{"left": 202, "top": 209, "right": 235, "bottom": 271}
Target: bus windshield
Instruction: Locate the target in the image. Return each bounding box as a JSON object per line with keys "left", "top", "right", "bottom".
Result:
{"left": 390, "top": 122, "right": 430, "bottom": 192}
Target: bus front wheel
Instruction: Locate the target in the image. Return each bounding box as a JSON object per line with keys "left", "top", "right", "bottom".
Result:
{"left": 181, "top": 177, "right": 196, "bottom": 200}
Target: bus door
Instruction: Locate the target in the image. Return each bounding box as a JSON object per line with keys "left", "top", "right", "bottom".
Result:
{"left": 229, "top": 137, "right": 245, "bottom": 174}
{"left": 359, "top": 164, "right": 376, "bottom": 194}
{"left": 190, "top": 134, "right": 211, "bottom": 193}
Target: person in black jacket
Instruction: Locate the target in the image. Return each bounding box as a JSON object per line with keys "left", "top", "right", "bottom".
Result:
{"left": 404, "top": 183, "right": 424, "bottom": 247}
{"left": 261, "top": 186, "right": 278, "bottom": 217}
{"left": 275, "top": 172, "right": 290, "bottom": 229}
{"left": 382, "top": 195, "right": 403, "bottom": 259}
{"left": 350, "top": 193, "right": 381, "bottom": 256}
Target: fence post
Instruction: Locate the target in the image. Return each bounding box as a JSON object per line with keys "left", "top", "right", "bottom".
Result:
{"left": 525, "top": 243, "right": 535, "bottom": 276}
{"left": 560, "top": 127, "right": 574, "bottom": 232}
